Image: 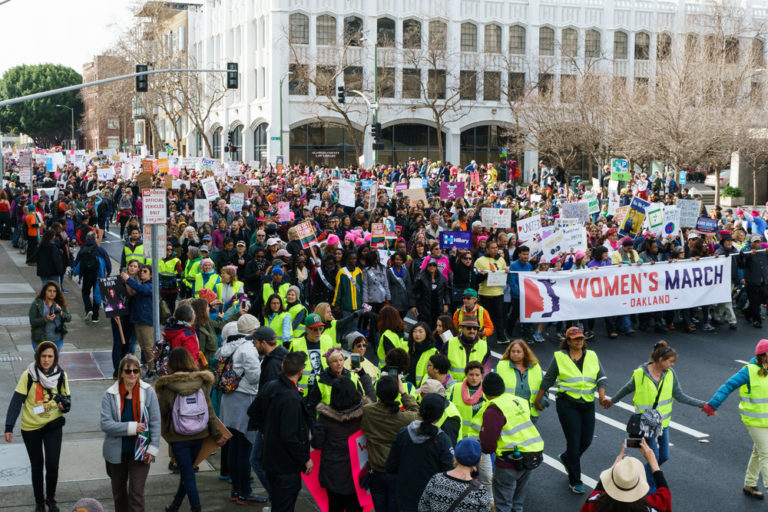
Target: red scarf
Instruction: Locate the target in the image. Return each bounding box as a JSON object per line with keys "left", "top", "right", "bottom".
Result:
{"left": 119, "top": 381, "right": 141, "bottom": 422}
{"left": 461, "top": 380, "right": 483, "bottom": 405}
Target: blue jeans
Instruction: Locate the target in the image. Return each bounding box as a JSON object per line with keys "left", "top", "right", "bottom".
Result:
{"left": 249, "top": 431, "right": 271, "bottom": 498}
{"left": 12, "top": 224, "right": 22, "bottom": 247}
{"left": 493, "top": 465, "right": 531, "bottom": 512}
{"left": 369, "top": 472, "right": 398, "bottom": 512}
{"left": 32, "top": 339, "right": 62, "bottom": 353}
{"left": 645, "top": 427, "right": 670, "bottom": 493}
{"left": 170, "top": 439, "right": 203, "bottom": 508}
{"left": 40, "top": 276, "right": 60, "bottom": 288}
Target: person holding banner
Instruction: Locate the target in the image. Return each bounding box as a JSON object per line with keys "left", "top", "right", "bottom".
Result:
{"left": 474, "top": 240, "right": 508, "bottom": 344}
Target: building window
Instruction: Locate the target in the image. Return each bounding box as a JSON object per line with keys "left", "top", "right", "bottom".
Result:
{"left": 231, "top": 125, "right": 243, "bottom": 162}
{"left": 212, "top": 128, "right": 222, "bottom": 159}
{"left": 539, "top": 27, "right": 554, "bottom": 56}
{"left": 657, "top": 33, "right": 671, "bottom": 60}
{"left": 508, "top": 72, "right": 525, "bottom": 100}
{"left": 460, "top": 70, "right": 477, "bottom": 100}
{"left": 107, "top": 118, "right": 119, "bottom": 130}
{"left": 344, "top": 16, "right": 363, "bottom": 46}
{"left": 484, "top": 71, "right": 501, "bottom": 101}
{"left": 377, "top": 18, "right": 395, "bottom": 47}
{"left": 753, "top": 38, "right": 765, "bottom": 67}
{"left": 403, "top": 19, "right": 421, "bottom": 49}
{"left": 484, "top": 24, "right": 501, "bottom": 53}
{"left": 585, "top": 29, "right": 601, "bottom": 58}
{"left": 539, "top": 73, "right": 553, "bottom": 96}
{"left": 344, "top": 66, "right": 363, "bottom": 92}
{"left": 317, "top": 15, "right": 336, "bottom": 46}
{"left": 562, "top": 28, "right": 578, "bottom": 57}
{"left": 289, "top": 64, "right": 308, "bottom": 95}
{"left": 461, "top": 23, "right": 477, "bottom": 52}
{"left": 402, "top": 68, "right": 421, "bottom": 98}
{"left": 635, "top": 32, "right": 650, "bottom": 60}
{"left": 428, "top": 69, "right": 446, "bottom": 99}
{"left": 751, "top": 81, "right": 763, "bottom": 107}
{"left": 561, "top": 74, "right": 576, "bottom": 102}
{"left": 253, "top": 123, "right": 268, "bottom": 166}
{"left": 289, "top": 13, "right": 309, "bottom": 44}
{"left": 614, "top": 31, "right": 628, "bottom": 59}
{"left": 725, "top": 37, "right": 740, "bottom": 64}
{"left": 685, "top": 34, "right": 698, "bottom": 60}
{"left": 429, "top": 20, "right": 447, "bottom": 50}
{"left": 509, "top": 25, "right": 526, "bottom": 55}
{"left": 378, "top": 67, "right": 395, "bottom": 98}
{"left": 254, "top": 68, "right": 259, "bottom": 97}
{"left": 316, "top": 65, "right": 336, "bottom": 96}
{"left": 261, "top": 67, "right": 266, "bottom": 98}
{"left": 107, "top": 136, "right": 120, "bottom": 149}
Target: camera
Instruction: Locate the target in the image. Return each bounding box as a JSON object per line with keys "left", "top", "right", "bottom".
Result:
{"left": 53, "top": 394, "right": 71, "bottom": 413}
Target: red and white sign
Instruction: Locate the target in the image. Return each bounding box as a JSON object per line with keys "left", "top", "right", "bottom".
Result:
{"left": 142, "top": 189, "right": 167, "bottom": 225}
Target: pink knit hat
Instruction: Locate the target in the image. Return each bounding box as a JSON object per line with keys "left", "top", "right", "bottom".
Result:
{"left": 326, "top": 234, "right": 340, "bottom": 246}
{"left": 756, "top": 339, "right": 768, "bottom": 355}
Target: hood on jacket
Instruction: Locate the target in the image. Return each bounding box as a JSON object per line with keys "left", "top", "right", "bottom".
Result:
{"left": 218, "top": 334, "right": 252, "bottom": 358}
{"left": 316, "top": 396, "right": 371, "bottom": 422}
{"left": 165, "top": 317, "right": 193, "bottom": 330}
{"left": 155, "top": 370, "right": 213, "bottom": 396}
{"left": 406, "top": 420, "right": 439, "bottom": 444}
{"left": 163, "top": 319, "right": 196, "bottom": 343}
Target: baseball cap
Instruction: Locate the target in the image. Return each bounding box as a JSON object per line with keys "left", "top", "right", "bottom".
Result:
{"left": 462, "top": 288, "right": 478, "bottom": 298}
{"left": 566, "top": 326, "right": 585, "bottom": 339}
{"left": 304, "top": 313, "right": 324, "bottom": 328}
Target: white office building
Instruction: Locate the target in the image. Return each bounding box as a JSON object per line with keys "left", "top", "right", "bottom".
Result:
{"left": 187, "top": 0, "right": 768, "bottom": 172}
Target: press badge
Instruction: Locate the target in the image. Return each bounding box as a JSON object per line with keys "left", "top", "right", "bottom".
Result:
{"left": 33, "top": 405, "right": 45, "bottom": 415}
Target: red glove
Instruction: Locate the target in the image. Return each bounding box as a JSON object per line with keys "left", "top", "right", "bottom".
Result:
{"left": 702, "top": 404, "right": 717, "bottom": 416}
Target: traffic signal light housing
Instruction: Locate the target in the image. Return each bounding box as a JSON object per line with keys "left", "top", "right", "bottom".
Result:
{"left": 227, "top": 63, "right": 239, "bottom": 89}
{"left": 337, "top": 86, "right": 345, "bottom": 104}
{"left": 371, "top": 122, "right": 382, "bottom": 142}
{"left": 224, "top": 132, "right": 233, "bottom": 152}
{"left": 136, "top": 65, "right": 148, "bottom": 92}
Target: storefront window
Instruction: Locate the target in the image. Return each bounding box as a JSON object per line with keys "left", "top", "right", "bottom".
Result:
{"left": 290, "top": 123, "right": 363, "bottom": 168}
{"left": 378, "top": 124, "right": 445, "bottom": 165}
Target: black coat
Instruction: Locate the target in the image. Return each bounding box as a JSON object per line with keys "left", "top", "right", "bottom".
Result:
{"left": 36, "top": 241, "right": 63, "bottom": 278}
{"left": 413, "top": 271, "right": 451, "bottom": 327}
{"left": 739, "top": 251, "right": 768, "bottom": 285}
{"left": 258, "top": 345, "right": 287, "bottom": 390}
{"left": 248, "top": 374, "right": 311, "bottom": 474}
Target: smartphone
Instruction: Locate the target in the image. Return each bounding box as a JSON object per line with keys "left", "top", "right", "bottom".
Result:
{"left": 624, "top": 438, "right": 642, "bottom": 448}
{"left": 386, "top": 367, "right": 399, "bottom": 377}
{"left": 350, "top": 354, "right": 361, "bottom": 370}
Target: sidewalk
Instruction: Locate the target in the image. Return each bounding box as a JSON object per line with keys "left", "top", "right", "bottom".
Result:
{"left": 0, "top": 239, "right": 319, "bottom": 511}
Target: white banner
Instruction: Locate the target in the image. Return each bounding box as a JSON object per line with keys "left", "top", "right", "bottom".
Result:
{"left": 519, "top": 257, "right": 732, "bottom": 322}
{"left": 481, "top": 208, "right": 512, "bottom": 228}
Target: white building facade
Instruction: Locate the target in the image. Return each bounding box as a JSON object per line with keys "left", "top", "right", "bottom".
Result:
{"left": 187, "top": 0, "right": 768, "bottom": 172}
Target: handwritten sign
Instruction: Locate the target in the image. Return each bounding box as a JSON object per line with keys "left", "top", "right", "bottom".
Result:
{"left": 481, "top": 208, "right": 512, "bottom": 228}
{"left": 516, "top": 216, "right": 542, "bottom": 242}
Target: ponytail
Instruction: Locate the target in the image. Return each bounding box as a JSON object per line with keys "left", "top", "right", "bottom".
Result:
{"left": 650, "top": 340, "right": 676, "bottom": 364}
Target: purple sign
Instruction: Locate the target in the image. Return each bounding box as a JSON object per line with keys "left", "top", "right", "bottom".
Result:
{"left": 439, "top": 231, "right": 472, "bottom": 250}
{"left": 395, "top": 182, "right": 408, "bottom": 193}
{"left": 440, "top": 181, "right": 465, "bottom": 200}
{"left": 695, "top": 217, "right": 718, "bottom": 234}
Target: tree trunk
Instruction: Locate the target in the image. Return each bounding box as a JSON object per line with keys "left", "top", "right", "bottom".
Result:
{"left": 754, "top": 167, "right": 758, "bottom": 206}
{"left": 714, "top": 165, "right": 721, "bottom": 207}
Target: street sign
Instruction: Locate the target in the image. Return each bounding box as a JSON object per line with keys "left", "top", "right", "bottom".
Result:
{"left": 270, "top": 136, "right": 280, "bottom": 141}
{"left": 142, "top": 189, "right": 167, "bottom": 225}
{"left": 611, "top": 158, "right": 630, "bottom": 181}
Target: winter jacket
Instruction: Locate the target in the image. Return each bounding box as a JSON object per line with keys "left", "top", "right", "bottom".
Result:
{"left": 100, "top": 380, "right": 161, "bottom": 464}
{"left": 386, "top": 421, "right": 455, "bottom": 511}
{"left": 362, "top": 264, "right": 391, "bottom": 304}
{"left": 248, "top": 374, "right": 312, "bottom": 474}
{"left": 163, "top": 318, "right": 200, "bottom": 361}
{"left": 306, "top": 368, "right": 374, "bottom": 418}
{"left": 360, "top": 393, "right": 420, "bottom": 472}
{"left": 154, "top": 371, "right": 221, "bottom": 443}
{"left": 126, "top": 278, "right": 153, "bottom": 325}
{"left": 332, "top": 266, "right": 364, "bottom": 312}
{"left": 387, "top": 266, "right": 416, "bottom": 312}
{"left": 36, "top": 241, "right": 63, "bottom": 278}
{"left": 739, "top": 250, "right": 768, "bottom": 285}
{"left": 413, "top": 271, "right": 451, "bottom": 325}
{"left": 259, "top": 345, "right": 288, "bottom": 390}
{"left": 29, "top": 298, "right": 71, "bottom": 344}
{"left": 310, "top": 264, "right": 338, "bottom": 306}
{"left": 311, "top": 398, "right": 369, "bottom": 495}
{"left": 215, "top": 334, "right": 261, "bottom": 396}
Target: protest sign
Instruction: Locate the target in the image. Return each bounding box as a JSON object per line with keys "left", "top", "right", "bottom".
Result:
{"left": 619, "top": 197, "right": 651, "bottom": 238}
{"left": 98, "top": 276, "right": 129, "bottom": 318}
{"left": 439, "top": 231, "right": 472, "bottom": 250}
{"left": 296, "top": 221, "right": 317, "bottom": 248}
{"left": 200, "top": 177, "right": 219, "bottom": 200}
{"left": 560, "top": 202, "right": 590, "bottom": 224}
{"left": 584, "top": 192, "right": 600, "bottom": 214}
{"left": 308, "top": 198, "right": 322, "bottom": 211}
{"left": 554, "top": 218, "right": 579, "bottom": 229}
{"left": 662, "top": 205, "right": 681, "bottom": 237}
{"left": 409, "top": 177, "right": 423, "bottom": 189}
{"left": 194, "top": 199, "right": 210, "bottom": 222}
{"left": 560, "top": 224, "right": 587, "bottom": 252}
{"left": 540, "top": 231, "right": 564, "bottom": 262}
{"left": 679, "top": 171, "right": 687, "bottom": 185}
{"left": 440, "top": 182, "right": 465, "bottom": 200}
{"left": 348, "top": 432, "right": 375, "bottom": 512}
{"left": 395, "top": 182, "right": 408, "bottom": 193}
{"left": 519, "top": 257, "right": 731, "bottom": 322}
{"left": 487, "top": 271, "right": 507, "bottom": 287}
{"left": 157, "top": 158, "right": 170, "bottom": 174}
{"left": 696, "top": 216, "right": 718, "bottom": 234}
{"left": 229, "top": 193, "right": 244, "bottom": 213}
{"left": 137, "top": 171, "right": 153, "bottom": 191}
{"left": 677, "top": 199, "right": 702, "bottom": 228}
{"left": 611, "top": 158, "right": 630, "bottom": 181}
{"left": 339, "top": 181, "right": 356, "bottom": 207}
{"left": 481, "top": 208, "right": 512, "bottom": 228}
{"left": 141, "top": 159, "right": 154, "bottom": 173}
{"left": 97, "top": 168, "right": 114, "bottom": 181}
{"left": 646, "top": 203, "right": 664, "bottom": 235}
{"left": 371, "top": 223, "right": 386, "bottom": 248}
{"left": 516, "top": 216, "right": 542, "bottom": 242}
{"left": 301, "top": 450, "right": 328, "bottom": 512}
{"left": 278, "top": 202, "right": 291, "bottom": 222}
{"left": 607, "top": 180, "right": 620, "bottom": 216}
{"left": 368, "top": 181, "right": 378, "bottom": 211}
{"left": 402, "top": 188, "right": 428, "bottom": 205}
{"left": 361, "top": 179, "right": 374, "bottom": 190}
{"left": 172, "top": 179, "right": 190, "bottom": 190}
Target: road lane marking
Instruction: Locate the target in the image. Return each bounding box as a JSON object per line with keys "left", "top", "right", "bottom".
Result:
{"left": 735, "top": 359, "right": 749, "bottom": 365}
{"left": 542, "top": 454, "right": 598, "bottom": 489}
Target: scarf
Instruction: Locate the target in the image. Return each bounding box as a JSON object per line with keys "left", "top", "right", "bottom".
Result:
{"left": 119, "top": 381, "right": 141, "bottom": 422}
{"left": 391, "top": 265, "right": 405, "bottom": 278}
{"left": 27, "top": 362, "right": 62, "bottom": 391}
{"left": 461, "top": 380, "right": 484, "bottom": 405}
{"left": 295, "top": 266, "right": 308, "bottom": 282}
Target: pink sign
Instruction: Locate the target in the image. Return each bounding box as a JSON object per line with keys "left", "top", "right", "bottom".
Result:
{"left": 348, "top": 431, "right": 374, "bottom": 512}
{"left": 278, "top": 202, "right": 291, "bottom": 222}
{"left": 395, "top": 182, "right": 408, "bottom": 193}
{"left": 300, "top": 450, "right": 328, "bottom": 512}
{"left": 440, "top": 181, "right": 465, "bottom": 200}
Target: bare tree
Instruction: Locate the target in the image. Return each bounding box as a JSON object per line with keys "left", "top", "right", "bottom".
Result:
{"left": 179, "top": 56, "right": 228, "bottom": 157}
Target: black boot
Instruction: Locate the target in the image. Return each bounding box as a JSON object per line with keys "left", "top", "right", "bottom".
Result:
{"left": 190, "top": 507, "right": 201, "bottom": 512}
{"left": 165, "top": 497, "right": 183, "bottom": 512}
{"left": 45, "top": 496, "right": 59, "bottom": 512}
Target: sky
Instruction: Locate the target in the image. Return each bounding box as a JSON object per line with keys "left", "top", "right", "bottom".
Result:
{"left": 0, "top": 0, "right": 136, "bottom": 77}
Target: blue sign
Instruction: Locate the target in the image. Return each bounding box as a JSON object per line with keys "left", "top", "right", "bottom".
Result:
{"left": 361, "top": 179, "right": 374, "bottom": 190}
{"left": 696, "top": 216, "right": 718, "bottom": 234}
{"left": 679, "top": 171, "right": 687, "bottom": 185}
{"left": 439, "top": 231, "right": 472, "bottom": 250}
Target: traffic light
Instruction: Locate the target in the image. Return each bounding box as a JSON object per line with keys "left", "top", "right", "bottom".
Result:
{"left": 337, "top": 86, "right": 345, "bottom": 104}
{"left": 224, "top": 132, "right": 233, "bottom": 152}
{"left": 227, "top": 63, "right": 239, "bottom": 89}
{"left": 135, "top": 65, "right": 148, "bottom": 92}
{"left": 371, "top": 122, "right": 382, "bottom": 142}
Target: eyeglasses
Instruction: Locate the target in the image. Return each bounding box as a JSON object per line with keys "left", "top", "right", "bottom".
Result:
{"left": 140, "top": 269, "right": 150, "bottom": 273}
{"left": 463, "top": 326, "right": 479, "bottom": 331}
{"left": 123, "top": 368, "right": 140, "bottom": 375}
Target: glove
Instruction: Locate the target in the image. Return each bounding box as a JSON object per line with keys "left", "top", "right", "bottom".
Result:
{"left": 702, "top": 404, "right": 717, "bottom": 416}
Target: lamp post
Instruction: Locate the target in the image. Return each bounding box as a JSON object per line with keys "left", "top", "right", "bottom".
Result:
{"left": 279, "top": 71, "right": 292, "bottom": 157}
{"left": 55, "top": 104, "right": 75, "bottom": 150}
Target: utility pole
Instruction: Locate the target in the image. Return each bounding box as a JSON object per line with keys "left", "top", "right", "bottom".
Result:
{"left": 55, "top": 104, "right": 75, "bottom": 149}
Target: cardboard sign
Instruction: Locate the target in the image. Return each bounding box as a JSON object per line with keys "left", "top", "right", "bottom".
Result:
{"left": 439, "top": 231, "right": 472, "bottom": 250}
{"left": 98, "top": 276, "right": 129, "bottom": 318}
{"left": 402, "top": 188, "right": 428, "bottom": 205}
{"left": 194, "top": 199, "right": 210, "bottom": 223}
{"left": 677, "top": 199, "right": 702, "bottom": 228}
{"left": 487, "top": 271, "right": 507, "bottom": 287}
{"left": 516, "top": 216, "right": 542, "bottom": 242}
{"left": 200, "top": 177, "right": 219, "bottom": 200}
{"left": 137, "top": 171, "right": 153, "bottom": 191}
{"left": 481, "top": 208, "right": 512, "bottom": 228}
{"left": 440, "top": 182, "right": 465, "bottom": 200}
{"left": 142, "top": 189, "right": 167, "bottom": 225}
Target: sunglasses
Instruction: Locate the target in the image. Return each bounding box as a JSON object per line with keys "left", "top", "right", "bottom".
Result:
{"left": 464, "top": 326, "right": 479, "bottom": 331}
{"left": 123, "top": 368, "right": 140, "bottom": 375}
{"left": 140, "top": 269, "right": 150, "bottom": 273}
{"left": 355, "top": 343, "right": 368, "bottom": 348}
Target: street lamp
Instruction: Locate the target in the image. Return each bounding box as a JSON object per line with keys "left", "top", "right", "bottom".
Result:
{"left": 56, "top": 104, "right": 75, "bottom": 150}
{"left": 279, "top": 71, "right": 292, "bottom": 156}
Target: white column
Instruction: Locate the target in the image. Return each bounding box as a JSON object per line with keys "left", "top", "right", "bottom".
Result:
{"left": 446, "top": 127, "right": 460, "bottom": 166}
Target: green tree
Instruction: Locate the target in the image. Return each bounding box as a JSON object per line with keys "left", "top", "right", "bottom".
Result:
{"left": 0, "top": 64, "right": 83, "bottom": 147}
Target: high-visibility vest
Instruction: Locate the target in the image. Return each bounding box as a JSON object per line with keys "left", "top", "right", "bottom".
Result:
{"left": 317, "top": 370, "right": 361, "bottom": 407}
{"left": 289, "top": 335, "right": 335, "bottom": 396}
{"left": 287, "top": 302, "right": 308, "bottom": 337}
{"left": 632, "top": 367, "right": 674, "bottom": 428}
{"left": 184, "top": 258, "right": 201, "bottom": 286}
{"left": 739, "top": 364, "right": 768, "bottom": 427}
{"left": 215, "top": 280, "right": 244, "bottom": 302}
{"left": 193, "top": 272, "right": 220, "bottom": 298}
{"left": 497, "top": 361, "right": 543, "bottom": 418}
{"left": 449, "top": 382, "right": 487, "bottom": 440}
{"left": 414, "top": 347, "right": 438, "bottom": 387}
{"left": 321, "top": 319, "right": 338, "bottom": 346}
{"left": 486, "top": 394, "right": 544, "bottom": 454}
{"left": 266, "top": 312, "right": 290, "bottom": 340}
{"left": 456, "top": 305, "right": 488, "bottom": 335}
{"left": 377, "top": 330, "right": 408, "bottom": 369}
{"left": 445, "top": 337, "right": 488, "bottom": 381}
{"left": 263, "top": 281, "right": 290, "bottom": 307}
{"left": 553, "top": 350, "right": 600, "bottom": 402}
{"left": 159, "top": 257, "right": 180, "bottom": 288}
{"left": 435, "top": 400, "right": 464, "bottom": 442}
{"left": 124, "top": 244, "right": 145, "bottom": 264}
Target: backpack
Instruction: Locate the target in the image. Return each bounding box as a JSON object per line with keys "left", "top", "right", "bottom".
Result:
{"left": 153, "top": 338, "right": 171, "bottom": 376}
{"left": 171, "top": 388, "right": 209, "bottom": 435}
{"left": 213, "top": 354, "right": 242, "bottom": 394}
{"left": 78, "top": 245, "right": 99, "bottom": 274}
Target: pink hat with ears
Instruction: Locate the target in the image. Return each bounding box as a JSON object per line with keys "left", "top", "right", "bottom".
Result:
{"left": 345, "top": 232, "right": 356, "bottom": 243}
{"left": 350, "top": 229, "right": 363, "bottom": 238}
{"left": 574, "top": 250, "right": 586, "bottom": 260}
{"left": 326, "top": 234, "right": 340, "bottom": 246}
{"left": 364, "top": 233, "right": 372, "bottom": 242}
{"left": 355, "top": 238, "right": 365, "bottom": 247}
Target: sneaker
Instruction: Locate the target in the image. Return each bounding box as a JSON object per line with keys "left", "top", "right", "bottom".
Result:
{"left": 235, "top": 493, "right": 268, "bottom": 506}
{"left": 584, "top": 330, "right": 595, "bottom": 341}
{"left": 730, "top": 323, "right": 738, "bottom": 330}
{"left": 667, "top": 324, "right": 676, "bottom": 331}
{"left": 533, "top": 331, "right": 544, "bottom": 343}
{"left": 84, "top": 311, "right": 93, "bottom": 322}
{"left": 91, "top": 318, "right": 100, "bottom": 324}
{"left": 754, "top": 321, "right": 763, "bottom": 329}
{"left": 624, "top": 329, "right": 636, "bottom": 336}
{"left": 703, "top": 323, "right": 715, "bottom": 332}
{"left": 219, "top": 474, "right": 231, "bottom": 481}
{"left": 496, "top": 337, "right": 512, "bottom": 345}
{"left": 608, "top": 332, "right": 618, "bottom": 339}
{"left": 570, "top": 483, "right": 585, "bottom": 494}
{"left": 686, "top": 326, "right": 696, "bottom": 334}
{"left": 231, "top": 491, "right": 238, "bottom": 502}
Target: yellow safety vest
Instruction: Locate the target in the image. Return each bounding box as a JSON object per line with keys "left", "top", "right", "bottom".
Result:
{"left": 184, "top": 258, "right": 201, "bottom": 286}
{"left": 289, "top": 334, "right": 335, "bottom": 396}
{"left": 287, "top": 302, "right": 308, "bottom": 337}
{"left": 414, "top": 347, "right": 438, "bottom": 387}
{"left": 317, "top": 370, "right": 361, "bottom": 407}
{"left": 215, "top": 280, "right": 244, "bottom": 302}
{"left": 445, "top": 337, "right": 488, "bottom": 381}
{"left": 449, "top": 382, "right": 487, "bottom": 440}
{"left": 553, "top": 350, "right": 600, "bottom": 402}
{"left": 320, "top": 320, "right": 339, "bottom": 346}
{"left": 739, "top": 364, "right": 768, "bottom": 427}
{"left": 266, "top": 312, "right": 290, "bottom": 340}
{"left": 263, "top": 281, "right": 290, "bottom": 307}
{"left": 487, "top": 394, "right": 544, "bottom": 454}
{"left": 159, "top": 257, "right": 180, "bottom": 277}
{"left": 435, "top": 400, "right": 463, "bottom": 442}
{"left": 456, "top": 305, "right": 488, "bottom": 334}
{"left": 193, "top": 272, "right": 220, "bottom": 298}
{"left": 632, "top": 367, "right": 674, "bottom": 428}
{"left": 377, "top": 330, "right": 408, "bottom": 369}
{"left": 124, "top": 244, "right": 145, "bottom": 264}
{"left": 497, "top": 361, "right": 543, "bottom": 418}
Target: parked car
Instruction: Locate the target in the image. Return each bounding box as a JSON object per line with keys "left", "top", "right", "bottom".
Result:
{"left": 705, "top": 169, "right": 730, "bottom": 188}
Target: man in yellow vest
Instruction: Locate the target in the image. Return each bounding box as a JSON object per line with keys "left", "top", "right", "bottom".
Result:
{"left": 442, "top": 315, "right": 490, "bottom": 381}
{"left": 480, "top": 372, "right": 544, "bottom": 511}
{"left": 288, "top": 314, "right": 335, "bottom": 396}
{"left": 418, "top": 379, "right": 461, "bottom": 446}
{"left": 159, "top": 244, "right": 182, "bottom": 308}
{"left": 120, "top": 226, "right": 145, "bottom": 269}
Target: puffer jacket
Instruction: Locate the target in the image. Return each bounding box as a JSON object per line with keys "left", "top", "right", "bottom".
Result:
{"left": 154, "top": 371, "right": 221, "bottom": 443}
{"left": 215, "top": 334, "right": 260, "bottom": 395}
{"left": 163, "top": 317, "right": 199, "bottom": 360}
{"left": 360, "top": 393, "right": 420, "bottom": 472}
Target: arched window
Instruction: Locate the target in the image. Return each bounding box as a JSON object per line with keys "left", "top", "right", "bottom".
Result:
{"left": 585, "top": 29, "right": 601, "bottom": 58}
{"left": 635, "top": 32, "right": 650, "bottom": 60}
{"left": 253, "top": 123, "right": 268, "bottom": 166}
{"left": 344, "top": 16, "right": 363, "bottom": 46}
{"left": 657, "top": 32, "right": 672, "bottom": 60}
{"left": 316, "top": 15, "right": 336, "bottom": 46}
{"left": 725, "top": 37, "right": 740, "bottom": 64}
{"left": 429, "top": 20, "right": 447, "bottom": 50}
{"left": 212, "top": 127, "right": 222, "bottom": 159}
{"left": 539, "top": 27, "right": 554, "bottom": 56}
{"left": 753, "top": 38, "right": 765, "bottom": 67}
{"left": 484, "top": 24, "right": 501, "bottom": 53}
{"left": 289, "top": 13, "right": 309, "bottom": 44}
{"left": 377, "top": 18, "right": 395, "bottom": 47}
{"left": 403, "top": 19, "right": 422, "bottom": 49}
{"left": 614, "top": 31, "right": 628, "bottom": 59}
{"left": 509, "top": 25, "right": 526, "bottom": 55}
{"left": 231, "top": 125, "right": 243, "bottom": 162}
{"left": 461, "top": 23, "right": 477, "bottom": 52}
{"left": 562, "top": 28, "right": 578, "bottom": 57}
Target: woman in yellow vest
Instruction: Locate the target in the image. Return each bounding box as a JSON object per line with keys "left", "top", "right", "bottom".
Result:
{"left": 498, "top": 340, "right": 546, "bottom": 424}
{"left": 313, "top": 302, "right": 359, "bottom": 346}
{"left": 343, "top": 331, "right": 378, "bottom": 381}
{"left": 704, "top": 338, "right": 768, "bottom": 500}
{"left": 215, "top": 266, "right": 244, "bottom": 314}
{"left": 263, "top": 293, "right": 292, "bottom": 347}
{"left": 285, "top": 286, "right": 307, "bottom": 338}
{"left": 193, "top": 259, "right": 220, "bottom": 298}
{"left": 533, "top": 326, "right": 608, "bottom": 495}
{"left": 306, "top": 347, "right": 374, "bottom": 417}
{"left": 604, "top": 340, "right": 706, "bottom": 493}
{"left": 407, "top": 322, "right": 437, "bottom": 387}
{"left": 377, "top": 305, "right": 408, "bottom": 369}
